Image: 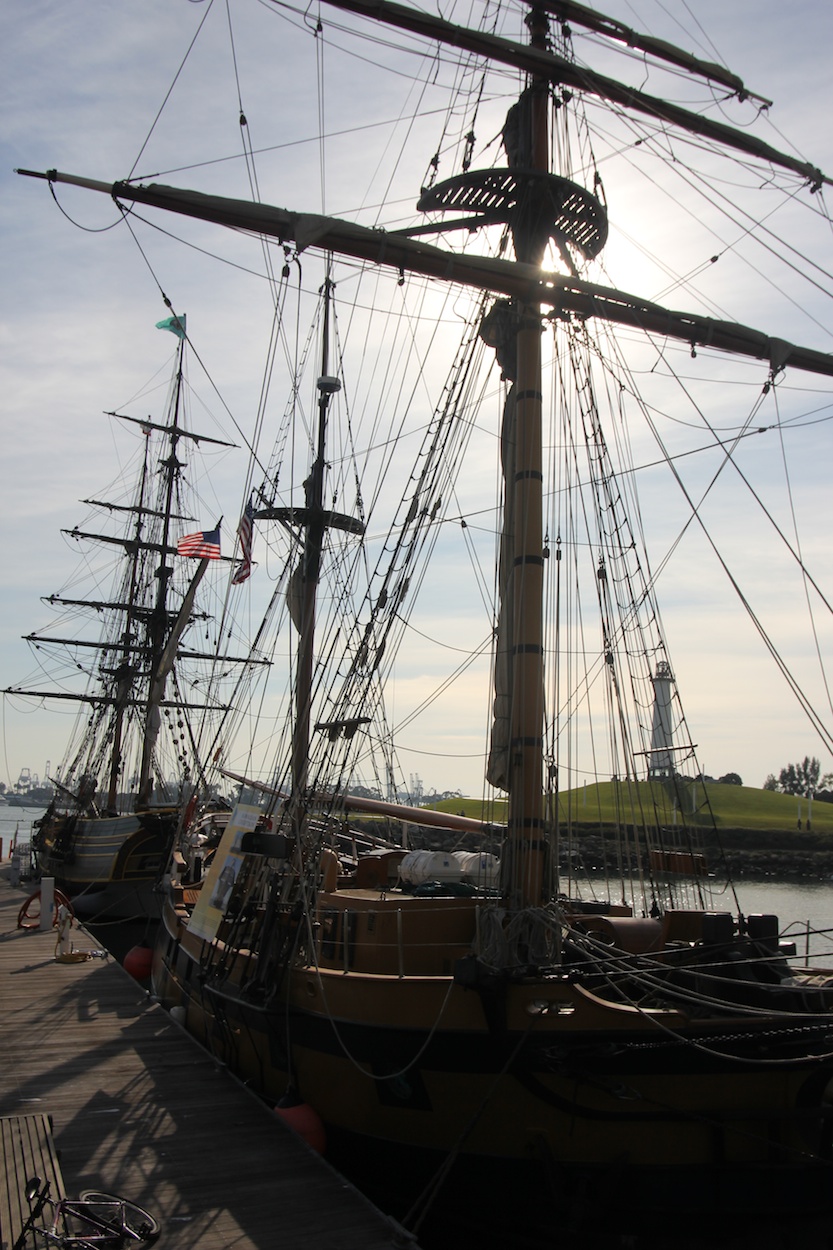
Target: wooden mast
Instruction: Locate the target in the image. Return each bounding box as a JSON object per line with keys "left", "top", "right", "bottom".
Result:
{"left": 289, "top": 277, "right": 338, "bottom": 835}
{"left": 136, "top": 334, "right": 187, "bottom": 808}
{"left": 503, "top": 5, "right": 549, "bottom": 909}
{"left": 106, "top": 429, "right": 152, "bottom": 809}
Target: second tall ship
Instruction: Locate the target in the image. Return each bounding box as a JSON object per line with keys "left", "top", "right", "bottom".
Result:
{"left": 4, "top": 319, "right": 250, "bottom": 920}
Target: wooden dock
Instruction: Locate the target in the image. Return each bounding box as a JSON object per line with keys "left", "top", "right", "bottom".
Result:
{"left": 0, "top": 871, "right": 416, "bottom": 1250}
{"left": 1, "top": 1112, "right": 66, "bottom": 1248}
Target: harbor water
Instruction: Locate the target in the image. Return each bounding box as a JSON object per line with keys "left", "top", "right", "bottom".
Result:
{"left": 0, "top": 803, "right": 43, "bottom": 871}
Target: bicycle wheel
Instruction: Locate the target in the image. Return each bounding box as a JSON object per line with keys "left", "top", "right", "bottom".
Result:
{"left": 77, "top": 1193, "right": 160, "bottom": 1244}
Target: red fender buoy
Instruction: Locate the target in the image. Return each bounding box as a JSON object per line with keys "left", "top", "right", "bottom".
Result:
{"left": 17, "top": 889, "right": 74, "bottom": 930}
{"left": 123, "top": 942, "right": 154, "bottom": 981}
{"left": 274, "top": 1092, "right": 327, "bottom": 1154}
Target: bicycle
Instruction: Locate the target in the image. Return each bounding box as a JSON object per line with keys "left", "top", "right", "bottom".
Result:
{"left": 14, "top": 1176, "right": 160, "bottom": 1249}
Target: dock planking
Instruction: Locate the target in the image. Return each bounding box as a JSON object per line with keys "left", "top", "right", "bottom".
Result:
{"left": 1, "top": 1112, "right": 66, "bottom": 1248}
{"left": 0, "top": 873, "right": 416, "bottom": 1250}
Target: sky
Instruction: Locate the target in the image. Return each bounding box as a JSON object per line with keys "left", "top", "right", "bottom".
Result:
{"left": 2, "top": 0, "right": 833, "bottom": 799}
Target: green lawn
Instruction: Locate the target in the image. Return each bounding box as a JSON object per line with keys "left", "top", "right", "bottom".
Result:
{"left": 429, "top": 782, "right": 833, "bottom": 836}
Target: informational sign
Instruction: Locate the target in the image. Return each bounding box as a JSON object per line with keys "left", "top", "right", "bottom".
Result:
{"left": 188, "top": 803, "right": 260, "bottom": 941}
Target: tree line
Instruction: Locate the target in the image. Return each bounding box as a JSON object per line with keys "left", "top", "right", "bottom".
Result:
{"left": 763, "top": 756, "right": 833, "bottom": 798}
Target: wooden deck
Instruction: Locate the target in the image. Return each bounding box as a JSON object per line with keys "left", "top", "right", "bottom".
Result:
{"left": 0, "top": 871, "right": 416, "bottom": 1250}
{"left": 1, "top": 1113, "right": 66, "bottom": 1249}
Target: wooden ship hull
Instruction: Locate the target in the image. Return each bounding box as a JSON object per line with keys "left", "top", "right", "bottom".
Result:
{"left": 33, "top": 808, "right": 176, "bottom": 919}
{"left": 152, "top": 861, "right": 833, "bottom": 1237}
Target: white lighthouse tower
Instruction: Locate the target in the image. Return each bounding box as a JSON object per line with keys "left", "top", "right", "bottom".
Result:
{"left": 648, "top": 661, "right": 676, "bottom": 779}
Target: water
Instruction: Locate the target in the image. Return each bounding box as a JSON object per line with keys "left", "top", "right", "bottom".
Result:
{"left": 723, "top": 877, "right": 833, "bottom": 963}
{"left": 0, "top": 803, "right": 44, "bottom": 875}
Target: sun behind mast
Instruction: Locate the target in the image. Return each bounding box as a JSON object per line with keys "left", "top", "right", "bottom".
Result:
{"left": 417, "top": 5, "right": 608, "bottom": 909}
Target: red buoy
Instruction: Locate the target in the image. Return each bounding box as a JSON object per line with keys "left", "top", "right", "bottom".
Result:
{"left": 274, "top": 1092, "right": 327, "bottom": 1154}
{"left": 123, "top": 942, "right": 154, "bottom": 981}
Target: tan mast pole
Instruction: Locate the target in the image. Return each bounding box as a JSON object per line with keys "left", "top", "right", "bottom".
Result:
{"left": 505, "top": 5, "right": 549, "bottom": 909}
{"left": 290, "top": 277, "right": 337, "bottom": 837}
{"left": 137, "top": 334, "right": 187, "bottom": 809}
{"left": 106, "top": 435, "right": 152, "bottom": 809}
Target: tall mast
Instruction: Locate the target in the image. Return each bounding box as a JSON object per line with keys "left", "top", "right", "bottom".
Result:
{"left": 414, "top": 3, "right": 607, "bottom": 912}
{"left": 136, "top": 334, "right": 187, "bottom": 807}
{"left": 290, "top": 277, "right": 339, "bottom": 829}
{"left": 106, "top": 427, "right": 153, "bottom": 808}
{"left": 504, "top": 5, "right": 549, "bottom": 909}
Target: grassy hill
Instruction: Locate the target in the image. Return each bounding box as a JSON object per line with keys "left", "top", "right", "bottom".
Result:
{"left": 422, "top": 783, "right": 833, "bottom": 878}
{"left": 429, "top": 782, "right": 833, "bottom": 840}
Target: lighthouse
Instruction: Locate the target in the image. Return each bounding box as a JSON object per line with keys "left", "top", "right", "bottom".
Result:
{"left": 648, "top": 661, "right": 676, "bottom": 779}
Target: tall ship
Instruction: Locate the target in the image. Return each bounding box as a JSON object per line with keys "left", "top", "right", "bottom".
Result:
{"left": 4, "top": 322, "right": 252, "bottom": 920}
{"left": 17, "top": 0, "right": 833, "bottom": 1244}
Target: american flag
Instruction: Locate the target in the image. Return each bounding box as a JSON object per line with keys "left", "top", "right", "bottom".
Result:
{"left": 231, "top": 497, "right": 255, "bottom": 585}
{"left": 177, "top": 527, "right": 222, "bottom": 559}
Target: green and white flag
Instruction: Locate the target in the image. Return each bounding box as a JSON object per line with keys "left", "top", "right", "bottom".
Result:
{"left": 156, "top": 313, "right": 187, "bottom": 339}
